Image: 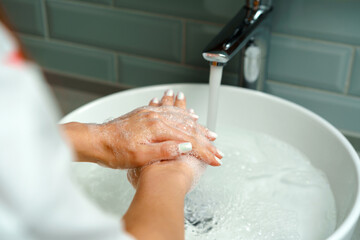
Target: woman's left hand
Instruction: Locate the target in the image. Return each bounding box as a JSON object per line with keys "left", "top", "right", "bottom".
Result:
{"left": 62, "top": 90, "right": 222, "bottom": 169}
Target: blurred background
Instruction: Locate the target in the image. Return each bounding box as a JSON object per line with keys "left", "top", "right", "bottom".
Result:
{"left": 1, "top": 0, "right": 360, "bottom": 152}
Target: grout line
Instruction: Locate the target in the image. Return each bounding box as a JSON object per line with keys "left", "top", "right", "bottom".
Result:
{"left": 267, "top": 79, "right": 360, "bottom": 101}
{"left": 19, "top": 33, "right": 212, "bottom": 71}
{"left": 181, "top": 20, "right": 187, "bottom": 64}
{"left": 42, "top": 66, "right": 132, "bottom": 88}
{"left": 344, "top": 47, "right": 356, "bottom": 94}
{"left": 41, "top": 0, "right": 50, "bottom": 39}
{"left": 112, "top": 6, "right": 225, "bottom": 27}
{"left": 51, "top": 0, "right": 225, "bottom": 26}
{"left": 272, "top": 32, "right": 357, "bottom": 48}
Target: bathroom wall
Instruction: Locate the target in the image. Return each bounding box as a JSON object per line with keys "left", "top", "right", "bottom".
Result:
{"left": 2, "top": 0, "right": 360, "bottom": 138}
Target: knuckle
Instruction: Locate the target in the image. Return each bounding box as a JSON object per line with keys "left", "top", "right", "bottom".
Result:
{"left": 148, "top": 119, "right": 163, "bottom": 128}
{"left": 160, "top": 143, "right": 175, "bottom": 158}
{"left": 146, "top": 111, "right": 159, "bottom": 119}
{"left": 160, "top": 144, "right": 170, "bottom": 157}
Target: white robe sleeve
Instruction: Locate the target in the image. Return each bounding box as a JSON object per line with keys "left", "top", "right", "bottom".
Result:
{"left": 0, "top": 63, "right": 134, "bottom": 240}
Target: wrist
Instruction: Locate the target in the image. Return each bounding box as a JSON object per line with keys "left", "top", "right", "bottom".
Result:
{"left": 62, "top": 122, "right": 108, "bottom": 164}
{"left": 138, "top": 162, "right": 192, "bottom": 195}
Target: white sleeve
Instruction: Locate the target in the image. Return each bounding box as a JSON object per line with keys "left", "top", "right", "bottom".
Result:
{"left": 0, "top": 63, "right": 134, "bottom": 240}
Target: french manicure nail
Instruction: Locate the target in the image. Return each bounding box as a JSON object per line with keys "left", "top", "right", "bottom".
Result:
{"left": 178, "top": 142, "right": 192, "bottom": 154}
{"left": 177, "top": 91, "right": 184, "bottom": 100}
{"left": 151, "top": 97, "right": 159, "bottom": 104}
{"left": 191, "top": 113, "right": 199, "bottom": 119}
{"left": 215, "top": 157, "right": 223, "bottom": 166}
{"left": 217, "top": 149, "right": 224, "bottom": 158}
{"left": 165, "top": 89, "right": 174, "bottom": 96}
{"left": 189, "top": 108, "right": 195, "bottom": 113}
{"left": 209, "top": 131, "right": 218, "bottom": 139}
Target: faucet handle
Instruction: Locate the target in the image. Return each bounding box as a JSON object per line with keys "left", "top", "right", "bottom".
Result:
{"left": 247, "top": 0, "right": 272, "bottom": 10}
{"left": 247, "top": 0, "right": 260, "bottom": 10}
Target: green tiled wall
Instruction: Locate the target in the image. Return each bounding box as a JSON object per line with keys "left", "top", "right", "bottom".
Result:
{"left": 1, "top": 0, "right": 45, "bottom": 36}
{"left": 268, "top": 35, "right": 353, "bottom": 92}
{"left": 2, "top": 0, "right": 360, "bottom": 136}
{"left": 21, "top": 36, "right": 116, "bottom": 82}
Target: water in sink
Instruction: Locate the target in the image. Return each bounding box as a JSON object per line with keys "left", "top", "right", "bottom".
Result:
{"left": 185, "top": 126, "right": 336, "bottom": 240}
{"left": 71, "top": 126, "right": 336, "bottom": 240}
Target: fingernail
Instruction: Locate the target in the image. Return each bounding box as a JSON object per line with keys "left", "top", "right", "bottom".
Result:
{"left": 177, "top": 91, "right": 184, "bottom": 100}
{"left": 189, "top": 108, "right": 195, "bottom": 113}
{"left": 215, "top": 157, "right": 223, "bottom": 166}
{"left": 217, "top": 149, "right": 224, "bottom": 157}
{"left": 191, "top": 113, "right": 199, "bottom": 119}
{"left": 178, "top": 142, "right": 192, "bottom": 154}
{"left": 165, "top": 89, "right": 174, "bottom": 96}
{"left": 151, "top": 97, "right": 159, "bottom": 104}
{"left": 209, "top": 131, "right": 218, "bottom": 139}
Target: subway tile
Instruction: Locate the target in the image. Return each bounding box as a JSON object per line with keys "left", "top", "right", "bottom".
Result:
{"left": 185, "top": 22, "right": 239, "bottom": 74}
{"left": 20, "top": 36, "right": 116, "bottom": 82}
{"left": 66, "top": 0, "right": 112, "bottom": 5}
{"left": 117, "top": 55, "right": 237, "bottom": 87}
{"left": 268, "top": 35, "right": 352, "bottom": 93}
{"left": 47, "top": 0, "right": 182, "bottom": 62}
{"left": 114, "top": 0, "right": 244, "bottom": 24}
{"left": 265, "top": 81, "right": 360, "bottom": 134}
{"left": 272, "top": 0, "right": 360, "bottom": 45}
{"left": 1, "top": 0, "right": 44, "bottom": 36}
{"left": 349, "top": 48, "right": 360, "bottom": 97}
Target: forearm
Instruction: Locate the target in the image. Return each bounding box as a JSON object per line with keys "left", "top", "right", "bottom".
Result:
{"left": 61, "top": 122, "right": 108, "bottom": 164}
{"left": 123, "top": 174, "right": 187, "bottom": 240}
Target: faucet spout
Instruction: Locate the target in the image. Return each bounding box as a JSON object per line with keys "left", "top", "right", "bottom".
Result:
{"left": 202, "top": 5, "right": 272, "bottom": 65}
{"left": 202, "top": 1, "right": 273, "bottom": 89}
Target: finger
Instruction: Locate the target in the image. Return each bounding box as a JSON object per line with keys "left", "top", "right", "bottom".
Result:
{"left": 191, "top": 135, "right": 223, "bottom": 165}
{"left": 160, "top": 116, "right": 215, "bottom": 141}
{"left": 174, "top": 91, "right": 186, "bottom": 109}
{"left": 160, "top": 89, "right": 175, "bottom": 106}
{"left": 152, "top": 121, "right": 222, "bottom": 166}
{"left": 196, "top": 124, "right": 218, "bottom": 141}
{"left": 153, "top": 121, "right": 194, "bottom": 142}
{"left": 191, "top": 146, "right": 222, "bottom": 167}
{"left": 136, "top": 141, "right": 192, "bottom": 164}
{"left": 205, "top": 140, "right": 223, "bottom": 159}
{"left": 149, "top": 97, "right": 160, "bottom": 107}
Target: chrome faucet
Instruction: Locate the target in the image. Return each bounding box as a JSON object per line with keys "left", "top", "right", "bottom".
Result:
{"left": 202, "top": 0, "right": 273, "bottom": 89}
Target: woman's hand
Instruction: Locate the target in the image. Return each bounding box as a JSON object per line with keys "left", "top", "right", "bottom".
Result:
{"left": 62, "top": 89, "right": 222, "bottom": 169}
{"left": 127, "top": 90, "right": 216, "bottom": 193}
{"left": 123, "top": 91, "right": 216, "bottom": 240}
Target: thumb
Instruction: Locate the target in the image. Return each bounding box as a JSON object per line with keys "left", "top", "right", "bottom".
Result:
{"left": 136, "top": 141, "right": 192, "bottom": 164}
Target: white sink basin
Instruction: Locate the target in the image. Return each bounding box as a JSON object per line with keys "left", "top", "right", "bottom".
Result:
{"left": 61, "top": 84, "right": 360, "bottom": 240}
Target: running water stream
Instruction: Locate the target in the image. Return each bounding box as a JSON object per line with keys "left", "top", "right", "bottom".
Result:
{"left": 206, "top": 65, "right": 224, "bottom": 131}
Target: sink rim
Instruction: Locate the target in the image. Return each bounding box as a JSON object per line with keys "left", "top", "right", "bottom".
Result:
{"left": 60, "top": 83, "right": 360, "bottom": 239}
